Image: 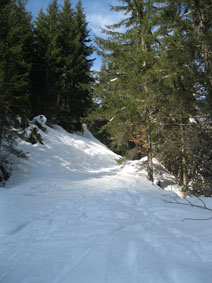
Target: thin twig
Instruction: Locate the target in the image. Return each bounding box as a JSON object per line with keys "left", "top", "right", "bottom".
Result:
{"left": 162, "top": 194, "right": 212, "bottom": 221}
{"left": 182, "top": 217, "right": 212, "bottom": 221}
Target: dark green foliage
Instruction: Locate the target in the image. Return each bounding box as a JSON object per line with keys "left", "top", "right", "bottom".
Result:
{"left": 31, "top": 1, "right": 63, "bottom": 121}
{"left": 153, "top": 0, "right": 212, "bottom": 196}
{"left": 27, "top": 127, "right": 44, "bottom": 145}
{"left": 92, "top": 0, "right": 159, "bottom": 180}
{"left": 0, "top": 0, "right": 94, "bottom": 185}
{"left": 0, "top": 114, "right": 27, "bottom": 185}
{"left": 0, "top": 0, "right": 33, "bottom": 117}
{"left": 90, "top": 0, "right": 212, "bottom": 196}
{"left": 58, "top": 0, "right": 94, "bottom": 132}
{"left": 0, "top": 0, "right": 32, "bottom": 185}
{"left": 30, "top": 0, "right": 94, "bottom": 132}
{"left": 1, "top": 0, "right": 211, "bottom": 195}
{"left": 86, "top": 115, "right": 115, "bottom": 152}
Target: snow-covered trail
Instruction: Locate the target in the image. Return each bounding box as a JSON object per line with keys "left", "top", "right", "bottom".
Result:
{"left": 0, "top": 121, "right": 212, "bottom": 283}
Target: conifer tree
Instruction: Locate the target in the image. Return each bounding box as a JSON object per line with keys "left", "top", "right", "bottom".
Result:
{"left": 184, "top": 0, "right": 212, "bottom": 195}
{"left": 58, "top": 0, "right": 76, "bottom": 125}
{"left": 94, "top": 0, "right": 159, "bottom": 181}
{"left": 153, "top": 0, "right": 212, "bottom": 196}
{"left": 30, "top": 8, "right": 48, "bottom": 116}
{"left": 153, "top": 1, "right": 195, "bottom": 195}
{"left": 0, "top": 0, "right": 32, "bottom": 117}
{"left": 64, "top": 0, "right": 94, "bottom": 131}
{"left": 91, "top": 0, "right": 212, "bottom": 195}
{"left": 32, "top": 0, "right": 63, "bottom": 122}
{"left": 32, "top": 0, "right": 94, "bottom": 131}
{"left": 0, "top": 0, "right": 33, "bottom": 182}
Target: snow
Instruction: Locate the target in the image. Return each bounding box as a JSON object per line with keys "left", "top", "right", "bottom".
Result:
{"left": 121, "top": 157, "right": 184, "bottom": 197}
{"left": 189, "top": 117, "right": 197, "bottom": 124}
{"left": 110, "top": 78, "right": 118, "bottom": 82}
{"left": 1, "top": 119, "right": 212, "bottom": 283}
{"left": 32, "top": 114, "right": 47, "bottom": 125}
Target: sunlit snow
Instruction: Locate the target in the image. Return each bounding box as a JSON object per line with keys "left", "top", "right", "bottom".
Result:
{"left": 0, "top": 118, "right": 212, "bottom": 283}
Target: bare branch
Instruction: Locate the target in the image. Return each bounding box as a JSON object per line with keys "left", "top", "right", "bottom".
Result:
{"left": 182, "top": 217, "right": 212, "bottom": 221}
{"left": 197, "top": 197, "right": 207, "bottom": 209}
{"left": 162, "top": 194, "right": 212, "bottom": 221}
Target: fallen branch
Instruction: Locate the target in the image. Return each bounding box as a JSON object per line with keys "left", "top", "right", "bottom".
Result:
{"left": 182, "top": 216, "right": 212, "bottom": 221}
{"left": 162, "top": 194, "right": 212, "bottom": 221}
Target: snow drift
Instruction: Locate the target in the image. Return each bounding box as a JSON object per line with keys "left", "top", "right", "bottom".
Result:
{"left": 0, "top": 116, "right": 212, "bottom": 283}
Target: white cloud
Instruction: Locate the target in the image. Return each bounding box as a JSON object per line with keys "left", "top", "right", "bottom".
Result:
{"left": 86, "top": 2, "right": 127, "bottom": 71}
{"left": 87, "top": 12, "right": 123, "bottom": 37}
{"left": 86, "top": 0, "right": 126, "bottom": 38}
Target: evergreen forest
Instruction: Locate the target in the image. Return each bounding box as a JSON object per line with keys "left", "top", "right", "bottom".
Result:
{"left": 89, "top": 0, "right": 212, "bottom": 197}
{"left": 0, "top": 0, "right": 93, "bottom": 182}
{"left": 0, "top": 0, "right": 212, "bottom": 197}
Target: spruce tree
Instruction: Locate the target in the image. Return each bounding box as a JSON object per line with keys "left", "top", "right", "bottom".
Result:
{"left": 0, "top": 0, "right": 33, "bottom": 183}
{"left": 184, "top": 0, "right": 212, "bottom": 195}
{"left": 32, "top": 0, "right": 94, "bottom": 131}
{"left": 94, "top": 0, "right": 159, "bottom": 181}
{"left": 30, "top": 9, "right": 49, "bottom": 116}
{"left": 32, "top": 0, "right": 63, "bottom": 122}
{"left": 92, "top": 0, "right": 212, "bottom": 195}
{"left": 57, "top": 0, "right": 76, "bottom": 125}
{"left": 0, "top": 0, "right": 32, "bottom": 117}
{"left": 153, "top": 0, "right": 212, "bottom": 196}
{"left": 65, "top": 0, "right": 94, "bottom": 131}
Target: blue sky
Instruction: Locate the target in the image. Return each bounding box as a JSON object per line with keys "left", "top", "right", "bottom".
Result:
{"left": 26, "top": 0, "right": 123, "bottom": 71}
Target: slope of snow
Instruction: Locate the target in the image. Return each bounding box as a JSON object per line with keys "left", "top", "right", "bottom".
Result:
{"left": 120, "top": 157, "right": 184, "bottom": 197}
{"left": 0, "top": 121, "right": 212, "bottom": 283}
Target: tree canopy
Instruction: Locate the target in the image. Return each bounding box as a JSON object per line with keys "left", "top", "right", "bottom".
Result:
{"left": 90, "top": 0, "right": 212, "bottom": 196}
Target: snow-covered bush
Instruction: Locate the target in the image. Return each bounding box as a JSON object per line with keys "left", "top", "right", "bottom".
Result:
{"left": 32, "top": 115, "right": 47, "bottom": 132}
{"left": 25, "top": 115, "right": 47, "bottom": 145}
{"left": 27, "top": 126, "right": 44, "bottom": 145}
{"left": 0, "top": 115, "right": 48, "bottom": 186}
{"left": 0, "top": 115, "right": 27, "bottom": 186}
{"left": 0, "top": 158, "right": 10, "bottom": 184}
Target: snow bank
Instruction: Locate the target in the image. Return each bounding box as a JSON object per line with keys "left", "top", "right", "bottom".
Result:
{"left": 7, "top": 119, "right": 120, "bottom": 187}
{"left": 120, "top": 157, "right": 183, "bottom": 197}
{"left": 0, "top": 120, "right": 212, "bottom": 283}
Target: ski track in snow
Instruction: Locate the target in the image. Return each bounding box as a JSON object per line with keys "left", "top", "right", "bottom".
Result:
{"left": 0, "top": 123, "right": 212, "bottom": 283}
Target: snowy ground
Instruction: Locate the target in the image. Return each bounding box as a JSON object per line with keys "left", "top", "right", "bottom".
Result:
{"left": 1, "top": 120, "right": 212, "bottom": 283}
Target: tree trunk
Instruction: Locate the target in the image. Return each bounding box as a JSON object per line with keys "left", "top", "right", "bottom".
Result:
{"left": 180, "top": 122, "right": 187, "bottom": 197}
{"left": 146, "top": 124, "right": 154, "bottom": 182}
{"left": 198, "top": 6, "right": 212, "bottom": 87}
